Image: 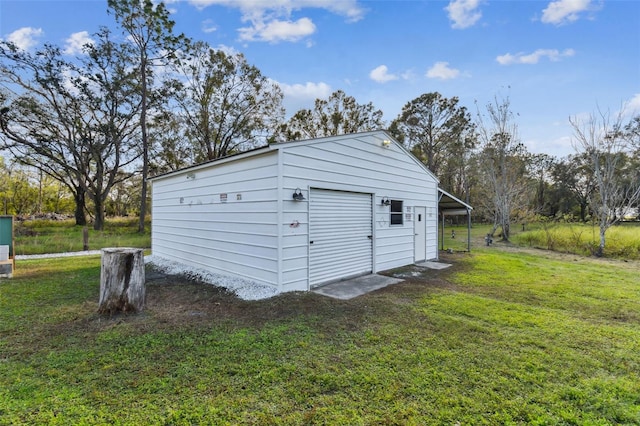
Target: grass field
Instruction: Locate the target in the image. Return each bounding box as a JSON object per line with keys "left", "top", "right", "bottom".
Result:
{"left": 512, "top": 222, "right": 640, "bottom": 260}
{"left": 439, "top": 221, "right": 640, "bottom": 260}
{"left": 11, "top": 216, "right": 639, "bottom": 260}
{"left": 14, "top": 217, "right": 151, "bottom": 255}
{"left": 1, "top": 241, "right": 639, "bottom": 424}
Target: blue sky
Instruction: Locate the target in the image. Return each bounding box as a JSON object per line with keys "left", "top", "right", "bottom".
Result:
{"left": 1, "top": 0, "right": 639, "bottom": 158}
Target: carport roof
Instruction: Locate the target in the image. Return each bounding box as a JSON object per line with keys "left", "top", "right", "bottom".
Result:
{"left": 438, "top": 188, "right": 472, "bottom": 216}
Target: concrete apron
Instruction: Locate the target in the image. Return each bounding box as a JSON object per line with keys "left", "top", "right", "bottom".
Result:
{"left": 312, "top": 261, "right": 452, "bottom": 300}
{"left": 311, "top": 274, "right": 404, "bottom": 300}
{"left": 414, "top": 261, "right": 451, "bottom": 270}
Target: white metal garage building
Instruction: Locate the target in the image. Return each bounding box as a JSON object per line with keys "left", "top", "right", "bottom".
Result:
{"left": 150, "top": 130, "right": 444, "bottom": 294}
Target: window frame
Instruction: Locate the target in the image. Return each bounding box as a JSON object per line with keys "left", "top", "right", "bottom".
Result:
{"left": 390, "top": 200, "right": 403, "bottom": 225}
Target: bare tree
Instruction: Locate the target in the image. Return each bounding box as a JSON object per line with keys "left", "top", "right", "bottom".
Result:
{"left": 475, "top": 95, "right": 531, "bottom": 241}
{"left": 570, "top": 110, "right": 640, "bottom": 257}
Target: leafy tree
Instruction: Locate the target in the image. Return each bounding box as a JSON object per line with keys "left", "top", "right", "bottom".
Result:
{"left": 528, "top": 153, "right": 556, "bottom": 216}
{"left": 0, "top": 43, "right": 88, "bottom": 224}
{"left": 148, "top": 110, "right": 194, "bottom": 174}
{"left": 435, "top": 126, "right": 476, "bottom": 200}
{"left": 0, "top": 156, "right": 14, "bottom": 215}
{"left": 78, "top": 30, "right": 142, "bottom": 229}
{"left": 39, "top": 172, "right": 75, "bottom": 216}
{"left": 570, "top": 110, "right": 640, "bottom": 256}
{"left": 6, "top": 167, "right": 39, "bottom": 215}
{"left": 551, "top": 154, "right": 595, "bottom": 221}
{"left": 474, "top": 95, "right": 531, "bottom": 241}
{"left": 625, "top": 115, "right": 640, "bottom": 151}
{"left": 0, "top": 159, "right": 71, "bottom": 216}
{"left": 389, "top": 92, "right": 475, "bottom": 184}
{"left": 278, "top": 90, "right": 384, "bottom": 141}
{"left": 106, "top": 172, "right": 140, "bottom": 217}
{"left": 108, "top": 0, "right": 188, "bottom": 233}
{"left": 175, "top": 41, "right": 284, "bottom": 161}
{"left": 0, "top": 30, "right": 141, "bottom": 230}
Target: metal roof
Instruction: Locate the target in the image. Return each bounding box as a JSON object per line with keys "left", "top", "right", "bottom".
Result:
{"left": 438, "top": 188, "right": 472, "bottom": 216}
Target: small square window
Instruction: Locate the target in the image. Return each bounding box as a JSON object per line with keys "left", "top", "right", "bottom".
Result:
{"left": 390, "top": 200, "right": 403, "bottom": 225}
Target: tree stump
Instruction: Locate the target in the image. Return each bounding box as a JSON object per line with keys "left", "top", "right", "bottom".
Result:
{"left": 98, "top": 248, "right": 145, "bottom": 314}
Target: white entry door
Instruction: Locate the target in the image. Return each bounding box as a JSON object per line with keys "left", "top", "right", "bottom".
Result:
{"left": 414, "top": 206, "right": 426, "bottom": 262}
{"left": 309, "top": 189, "right": 373, "bottom": 287}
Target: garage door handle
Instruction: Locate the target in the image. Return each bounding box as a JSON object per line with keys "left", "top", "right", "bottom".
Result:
{"left": 310, "top": 241, "right": 314, "bottom": 244}
{"left": 367, "top": 235, "right": 372, "bottom": 239}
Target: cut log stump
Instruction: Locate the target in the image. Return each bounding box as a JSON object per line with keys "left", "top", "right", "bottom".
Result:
{"left": 98, "top": 248, "right": 145, "bottom": 314}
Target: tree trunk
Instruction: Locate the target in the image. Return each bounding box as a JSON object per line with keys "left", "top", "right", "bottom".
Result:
{"left": 502, "top": 222, "right": 510, "bottom": 241}
{"left": 138, "top": 56, "right": 149, "bottom": 234}
{"left": 74, "top": 189, "right": 87, "bottom": 226}
{"left": 490, "top": 220, "right": 499, "bottom": 237}
{"left": 596, "top": 225, "right": 606, "bottom": 258}
{"left": 98, "top": 248, "right": 145, "bottom": 314}
{"left": 94, "top": 197, "right": 105, "bottom": 231}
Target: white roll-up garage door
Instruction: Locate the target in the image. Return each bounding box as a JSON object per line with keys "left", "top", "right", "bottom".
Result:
{"left": 309, "top": 189, "right": 373, "bottom": 287}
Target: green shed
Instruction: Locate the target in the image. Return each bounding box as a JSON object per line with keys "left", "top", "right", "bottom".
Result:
{"left": 0, "top": 215, "right": 15, "bottom": 278}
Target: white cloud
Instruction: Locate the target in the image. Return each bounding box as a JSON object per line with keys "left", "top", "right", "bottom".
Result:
{"left": 279, "top": 81, "right": 332, "bottom": 100}
{"left": 187, "top": 0, "right": 365, "bottom": 43}
{"left": 202, "top": 19, "right": 217, "bottom": 33}
{"left": 215, "top": 44, "right": 240, "bottom": 56}
{"left": 401, "top": 69, "right": 416, "bottom": 80}
{"left": 277, "top": 80, "right": 332, "bottom": 114}
{"left": 526, "top": 134, "right": 574, "bottom": 157}
{"left": 63, "top": 31, "right": 94, "bottom": 55}
{"left": 496, "top": 48, "right": 575, "bottom": 65}
{"left": 541, "top": 0, "right": 593, "bottom": 25}
{"left": 240, "top": 17, "right": 316, "bottom": 43}
{"left": 6, "top": 27, "right": 43, "bottom": 51}
{"left": 426, "top": 62, "right": 461, "bottom": 80}
{"left": 188, "top": 0, "right": 364, "bottom": 21}
{"left": 445, "top": 0, "right": 482, "bottom": 29}
{"left": 627, "top": 93, "right": 640, "bottom": 110}
{"left": 369, "top": 65, "right": 398, "bottom": 83}
{"left": 624, "top": 93, "right": 640, "bottom": 116}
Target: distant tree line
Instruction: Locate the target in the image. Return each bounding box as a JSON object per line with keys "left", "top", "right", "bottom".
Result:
{"left": 1, "top": 0, "right": 638, "bottom": 255}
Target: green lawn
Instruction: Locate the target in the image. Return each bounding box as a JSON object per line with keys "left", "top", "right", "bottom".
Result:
{"left": 1, "top": 245, "right": 639, "bottom": 424}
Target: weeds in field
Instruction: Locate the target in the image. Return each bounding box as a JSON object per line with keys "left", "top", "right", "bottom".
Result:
{"left": 513, "top": 222, "right": 640, "bottom": 259}
{"left": 14, "top": 217, "right": 150, "bottom": 255}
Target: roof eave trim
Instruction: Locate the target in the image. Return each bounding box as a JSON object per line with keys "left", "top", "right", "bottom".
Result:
{"left": 438, "top": 187, "right": 473, "bottom": 211}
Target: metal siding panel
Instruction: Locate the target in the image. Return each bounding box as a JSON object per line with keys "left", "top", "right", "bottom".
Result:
{"left": 151, "top": 152, "right": 280, "bottom": 287}
{"left": 309, "top": 189, "right": 372, "bottom": 287}
{"left": 282, "top": 138, "right": 439, "bottom": 276}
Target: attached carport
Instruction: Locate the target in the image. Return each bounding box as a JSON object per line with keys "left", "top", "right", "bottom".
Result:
{"left": 438, "top": 188, "right": 473, "bottom": 253}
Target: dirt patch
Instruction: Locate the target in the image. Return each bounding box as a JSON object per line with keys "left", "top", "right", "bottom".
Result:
{"left": 50, "top": 243, "right": 635, "bottom": 338}
{"left": 380, "top": 253, "right": 467, "bottom": 294}
{"left": 76, "top": 257, "right": 466, "bottom": 334}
